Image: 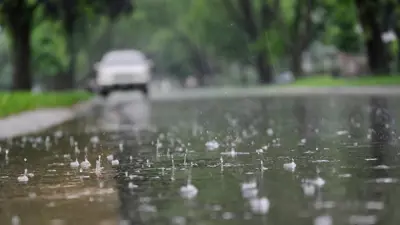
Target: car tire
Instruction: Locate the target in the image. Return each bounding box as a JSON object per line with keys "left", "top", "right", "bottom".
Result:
{"left": 140, "top": 84, "right": 149, "bottom": 97}
{"left": 99, "top": 89, "right": 110, "bottom": 98}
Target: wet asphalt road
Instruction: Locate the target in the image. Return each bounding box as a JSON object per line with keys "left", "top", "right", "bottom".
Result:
{"left": 1, "top": 89, "right": 400, "bottom": 225}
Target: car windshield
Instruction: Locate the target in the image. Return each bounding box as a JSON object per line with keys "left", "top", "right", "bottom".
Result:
{"left": 101, "top": 51, "right": 146, "bottom": 65}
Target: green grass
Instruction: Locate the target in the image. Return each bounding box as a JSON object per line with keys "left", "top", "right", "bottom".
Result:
{"left": 0, "top": 91, "right": 93, "bottom": 118}
{"left": 288, "top": 75, "right": 400, "bottom": 86}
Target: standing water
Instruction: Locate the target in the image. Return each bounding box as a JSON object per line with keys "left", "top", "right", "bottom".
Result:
{"left": 0, "top": 96, "right": 399, "bottom": 225}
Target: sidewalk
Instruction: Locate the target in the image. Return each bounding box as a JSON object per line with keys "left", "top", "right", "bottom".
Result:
{"left": 0, "top": 99, "right": 97, "bottom": 140}
{"left": 150, "top": 86, "right": 400, "bottom": 101}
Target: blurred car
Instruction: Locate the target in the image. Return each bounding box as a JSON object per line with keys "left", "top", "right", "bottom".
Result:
{"left": 94, "top": 49, "right": 153, "bottom": 97}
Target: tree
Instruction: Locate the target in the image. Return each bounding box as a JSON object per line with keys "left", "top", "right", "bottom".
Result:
{"left": 42, "top": 0, "right": 86, "bottom": 89}
{"left": 184, "top": 0, "right": 251, "bottom": 84}
{"left": 0, "top": 0, "right": 51, "bottom": 90}
{"left": 41, "top": 0, "right": 134, "bottom": 89}
{"left": 325, "top": 1, "right": 362, "bottom": 54}
{"left": 355, "top": 0, "right": 390, "bottom": 74}
{"left": 220, "top": 0, "right": 275, "bottom": 84}
{"left": 286, "top": 0, "right": 319, "bottom": 78}
{"left": 95, "top": 0, "right": 134, "bottom": 49}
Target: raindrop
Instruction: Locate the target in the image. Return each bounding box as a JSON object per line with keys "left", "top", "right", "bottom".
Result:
{"left": 111, "top": 158, "right": 120, "bottom": 166}
{"left": 70, "top": 159, "right": 79, "bottom": 169}
{"left": 255, "top": 149, "right": 263, "bottom": 154}
{"left": 283, "top": 158, "right": 296, "bottom": 172}
{"left": 11, "top": 215, "right": 20, "bottom": 225}
{"left": 222, "top": 212, "right": 234, "bottom": 220}
{"left": 171, "top": 155, "right": 175, "bottom": 169}
{"left": 171, "top": 216, "right": 186, "bottom": 225}
{"left": 366, "top": 201, "right": 384, "bottom": 210}
{"left": 17, "top": 169, "right": 28, "bottom": 183}
{"left": 336, "top": 130, "right": 348, "bottom": 136}
{"left": 146, "top": 159, "right": 151, "bottom": 167}
{"left": 80, "top": 155, "right": 91, "bottom": 169}
{"left": 69, "top": 136, "right": 74, "bottom": 146}
{"left": 128, "top": 182, "right": 138, "bottom": 189}
{"left": 241, "top": 180, "right": 257, "bottom": 196}
{"left": 180, "top": 164, "right": 198, "bottom": 199}
{"left": 205, "top": 140, "right": 219, "bottom": 150}
{"left": 302, "top": 182, "right": 316, "bottom": 196}
{"left": 373, "top": 164, "right": 389, "bottom": 169}
{"left": 314, "top": 215, "right": 332, "bottom": 225}
{"left": 106, "top": 154, "right": 114, "bottom": 162}
{"left": 95, "top": 155, "right": 104, "bottom": 176}
{"left": 183, "top": 154, "right": 187, "bottom": 166}
{"left": 4, "top": 149, "right": 9, "bottom": 161}
{"left": 313, "top": 176, "right": 326, "bottom": 187}
{"left": 90, "top": 136, "right": 100, "bottom": 144}
{"left": 161, "top": 167, "right": 165, "bottom": 175}
{"left": 28, "top": 192, "right": 37, "bottom": 199}
{"left": 260, "top": 160, "right": 268, "bottom": 171}
{"left": 348, "top": 215, "right": 376, "bottom": 225}
{"left": 54, "top": 130, "right": 63, "bottom": 138}
{"left": 249, "top": 197, "right": 270, "bottom": 215}
{"left": 220, "top": 156, "right": 224, "bottom": 172}
{"left": 49, "top": 219, "right": 65, "bottom": 225}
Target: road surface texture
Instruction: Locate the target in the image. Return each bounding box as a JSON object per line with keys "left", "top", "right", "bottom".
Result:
{"left": 0, "top": 88, "right": 399, "bottom": 225}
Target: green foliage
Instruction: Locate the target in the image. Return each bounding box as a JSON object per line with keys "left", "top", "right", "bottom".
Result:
{"left": 0, "top": 0, "right": 398, "bottom": 89}
{"left": 31, "top": 20, "right": 67, "bottom": 77}
{"left": 323, "top": 0, "right": 362, "bottom": 53}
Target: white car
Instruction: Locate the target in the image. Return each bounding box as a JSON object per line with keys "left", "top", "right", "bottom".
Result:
{"left": 94, "top": 49, "right": 152, "bottom": 97}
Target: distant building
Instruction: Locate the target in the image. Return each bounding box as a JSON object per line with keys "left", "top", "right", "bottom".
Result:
{"left": 336, "top": 52, "right": 368, "bottom": 76}
{"left": 302, "top": 41, "right": 368, "bottom": 77}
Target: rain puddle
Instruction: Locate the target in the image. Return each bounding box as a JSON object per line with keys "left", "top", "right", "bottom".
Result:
{"left": 0, "top": 96, "right": 399, "bottom": 225}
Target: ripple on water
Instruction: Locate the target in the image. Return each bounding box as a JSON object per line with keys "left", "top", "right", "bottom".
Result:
{"left": 1, "top": 96, "right": 400, "bottom": 225}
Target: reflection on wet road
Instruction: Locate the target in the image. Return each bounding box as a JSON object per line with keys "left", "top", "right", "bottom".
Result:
{"left": 1, "top": 92, "right": 400, "bottom": 225}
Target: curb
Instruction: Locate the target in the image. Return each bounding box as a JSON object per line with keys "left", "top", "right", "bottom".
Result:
{"left": 0, "top": 98, "right": 98, "bottom": 140}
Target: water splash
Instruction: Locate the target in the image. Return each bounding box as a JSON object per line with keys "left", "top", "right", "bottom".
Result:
{"left": 17, "top": 169, "right": 29, "bottom": 183}
{"left": 179, "top": 163, "right": 198, "bottom": 199}
{"left": 80, "top": 155, "right": 91, "bottom": 169}
{"left": 283, "top": 158, "right": 296, "bottom": 172}
{"left": 205, "top": 140, "right": 219, "bottom": 151}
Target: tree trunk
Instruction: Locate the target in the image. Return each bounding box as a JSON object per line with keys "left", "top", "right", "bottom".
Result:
{"left": 239, "top": 64, "right": 248, "bottom": 85}
{"left": 223, "top": 0, "right": 275, "bottom": 84}
{"left": 365, "top": 32, "right": 390, "bottom": 74}
{"left": 289, "top": 0, "right": 314, "bottom": 79}
{"left": 394, "top": 29, "right": 400, "bottom": 73}
{"left": 185, "top": 43, "right": 210, "bottom": 86}
{"left": 11, "top": 20, "right": 32, "bottom": 91}
{"left": 355, "top": 0, "right": 390, "bottom": 74}
{"left": 64, "top": 32, "right": 76, "bottom": 89}
{"left": 256, "top": 53, "right": 273, "bottom": 84}
{"left": 291, "top": 49, "right": 303, "bottom": 78}
{"left": 195, "top": 73, "right": 205, "bottom": 86}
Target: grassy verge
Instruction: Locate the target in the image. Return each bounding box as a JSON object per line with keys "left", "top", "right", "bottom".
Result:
{"left": 0, "top": 91, "right": 93, "bottom": 118}
{"left": 288, "top": 75, "right": 400, "bottom": 86}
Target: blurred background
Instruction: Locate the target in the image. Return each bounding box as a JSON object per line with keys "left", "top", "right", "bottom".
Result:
{"left": 0, "top": 0, "right": 398, "bottom": 92}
